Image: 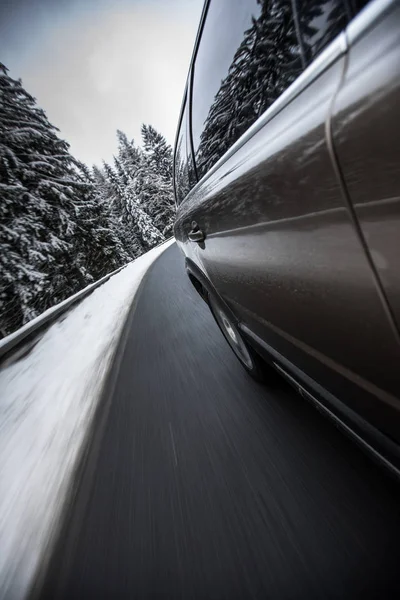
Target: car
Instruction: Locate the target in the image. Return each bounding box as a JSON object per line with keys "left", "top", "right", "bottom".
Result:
{"left": 173, "top": 0, "right": 400, "bottom": 476}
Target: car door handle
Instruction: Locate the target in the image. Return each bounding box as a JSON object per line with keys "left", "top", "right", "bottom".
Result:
{"left": 188, "top": 222, "right": 205, "bottom": 243}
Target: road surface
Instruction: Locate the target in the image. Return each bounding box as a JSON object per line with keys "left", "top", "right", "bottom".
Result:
{"left": 40, "top": 243, "right": 400, "bottom": 599}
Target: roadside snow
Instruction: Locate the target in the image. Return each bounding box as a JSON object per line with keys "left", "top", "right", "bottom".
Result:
{"left": 0, "top": 239, "right": 174, "bottom": 600}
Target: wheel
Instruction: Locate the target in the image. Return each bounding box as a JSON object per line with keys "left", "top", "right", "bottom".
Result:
{"left": 207, "top": 292, "right": 265, "bottom": 382}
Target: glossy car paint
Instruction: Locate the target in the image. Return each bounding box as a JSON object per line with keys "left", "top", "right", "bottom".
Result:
{"left": 174, "top": 0, "right": 400, "bottom": 467}
{"left": 332, "top": 1, "right": 400, "bottom": 334}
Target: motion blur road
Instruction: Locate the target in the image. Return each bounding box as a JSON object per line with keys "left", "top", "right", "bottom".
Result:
{"left": 41, "top": 243, "right": 400, "bottom": 599}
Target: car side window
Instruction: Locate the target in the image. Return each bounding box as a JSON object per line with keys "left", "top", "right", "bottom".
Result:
{"left": 294, "top": 0, "right": 349, "bottom": 65}
{"left": 191, "top": 0, "right": 303, "bottom": 180}
{"left": 174, "top": 98, "right": 192, "bottom": 205}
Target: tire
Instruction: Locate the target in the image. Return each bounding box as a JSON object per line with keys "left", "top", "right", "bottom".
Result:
{"left": 207, "top": 292, "right": 266, "bottom": 382}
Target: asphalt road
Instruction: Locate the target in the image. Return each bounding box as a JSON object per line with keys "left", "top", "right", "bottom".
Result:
{"left": 40, "top": 243, "right": 400, "bottom": 599}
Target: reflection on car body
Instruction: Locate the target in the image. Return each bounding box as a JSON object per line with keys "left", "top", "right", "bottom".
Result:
{"left": 174, "top": 0, "right": 400, "bottom": 475}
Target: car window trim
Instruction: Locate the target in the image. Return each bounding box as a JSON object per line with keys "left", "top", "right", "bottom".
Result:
{"left": 187, "top": 0, "right": 211, "bottom": 183}
{"left": 172, "top": 89, "right": 187, "bottom": 206}
{"left": 187, "top": 66, "right": 198, "bottom": 183}
{"left": 173, "top": 0, "right": 210, "bottom": 200}
{"left": 346, "top": 0, "right": 394, "bottom": 45}
{"left": 173, "top": 0, "right": 209, "bottom": 162}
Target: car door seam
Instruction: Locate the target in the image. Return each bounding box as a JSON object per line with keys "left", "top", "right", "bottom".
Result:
{"left": 325, "top": 29, "right": 400, "bottom": 348}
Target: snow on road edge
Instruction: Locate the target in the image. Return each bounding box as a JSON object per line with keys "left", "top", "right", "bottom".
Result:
{"left": 0, "top": 239, "right": 175, "bottom": 600}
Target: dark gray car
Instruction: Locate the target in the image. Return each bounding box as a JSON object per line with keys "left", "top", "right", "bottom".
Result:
{"left": 174, "top": 0, "right": 400, "bottom": 475}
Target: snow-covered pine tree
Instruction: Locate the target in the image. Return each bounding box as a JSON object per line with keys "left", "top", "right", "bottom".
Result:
{"left": 77, "top": 160, "right": 95, "bottom": 184}
{"left": 116, "top": 130, "right": 141, "bottom": 179}
{"left": 0, "top": 63, "right": 88, "bottom": 335}
{"left": 92, "top": 126, "right": 175, "bottom": 256}
{"left": 141, "top": 124, "right": 173, "bottom": 180}
{"left": 101, "top": 159, "right": 152, "bottom": 252}
{"left": 139, "top": 125, "right": 175, "bottom": 237}
{"left": 120, "top": 174, "right": 165, "bottom": 249}
{"left": 73, "top": 161, "right": 132, "bottom": 281}
{"left": 127, "top": 194, "right": 164, "bottom": 246}
{"left": 113, "top": 156, "right": 129, "bottom": 186}
{"left": 101, "top": 160, "right": 130, "bottom": 231}
{"left": 101, "top": 135, "right": 166, "bottom": 249}
{"left": 92, "top": 164, "right": 143, "bottom": 259}
{"left": 0, "top": 64, "right": 135, "bottom": 337}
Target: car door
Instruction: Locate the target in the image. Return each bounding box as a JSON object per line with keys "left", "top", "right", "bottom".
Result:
{"left": 332, "top": 0, "right": 400, "bottom": 343}
{"left": 175, "top": 0, "right": 400, "bottom": 454}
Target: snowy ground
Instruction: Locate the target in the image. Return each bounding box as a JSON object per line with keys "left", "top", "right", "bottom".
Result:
{"left": 0, "top": 239, "right": 175, "bottom": 600}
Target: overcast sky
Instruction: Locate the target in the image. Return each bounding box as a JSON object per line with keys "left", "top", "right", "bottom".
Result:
{"left": 0, "top": 0, "right": 203, "bottom": 166}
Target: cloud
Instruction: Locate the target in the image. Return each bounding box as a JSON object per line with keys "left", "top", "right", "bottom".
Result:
{"left": 1, "top": 0, "right": 202, "bottom": 166}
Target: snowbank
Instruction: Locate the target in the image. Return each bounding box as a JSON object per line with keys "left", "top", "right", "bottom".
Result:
{"left": 0, "top": 239, "right": 175, "bottom": 600}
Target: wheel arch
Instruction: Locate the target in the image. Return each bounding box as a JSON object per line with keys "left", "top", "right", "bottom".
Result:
{"left": 185, "top": 258, "right": 241, "bottom": 325}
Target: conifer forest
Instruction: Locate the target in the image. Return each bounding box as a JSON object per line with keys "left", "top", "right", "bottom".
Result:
{"left": 0, "top": 63, "right": 175, "bottom": 337}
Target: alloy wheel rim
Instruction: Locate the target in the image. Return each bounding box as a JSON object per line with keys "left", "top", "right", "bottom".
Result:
{"left": 211, "top": 300, "right": 253, "bottom": 369}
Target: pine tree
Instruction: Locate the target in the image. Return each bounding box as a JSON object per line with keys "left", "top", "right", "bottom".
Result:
{"left": 0, "top": 63, "right": 87, "bottom": 335}
{"left": 76, "top": 160, "right": 94, "bottom": 184}
{"left": 106, "top": 155, "right": 161, "bottom": 251}
{"left": 123, "top": 177, "right": 165, "bottom": 248}
{"left": 113, "top": 156, "right": 129, "bottom": 186}
{"left": 73, "top": 163, "right": 131, "bottom": 281}
{"left": 92, "top": 164, "right": 143, "bottom": 259}
{"left": 116, "top": 130, "right": 141, "bottom": 178}
{"left": 99, "top": 131, "right": 168, "bottom": 248}
{"left": 0, "top": 64, "right": 134, "bottom": 337}
{"left": 141, "top": 124, "right": 173, "bottom": 180}
{"left": 139, "top": 124, "right": 175, "bottom": 237}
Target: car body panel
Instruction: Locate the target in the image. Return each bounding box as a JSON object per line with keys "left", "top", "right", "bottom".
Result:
{"left": 174, "top": 0, "right": 400, "bottom": 465}
{"left": 332, "top": 1, "right": 400, "bottom": 334}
